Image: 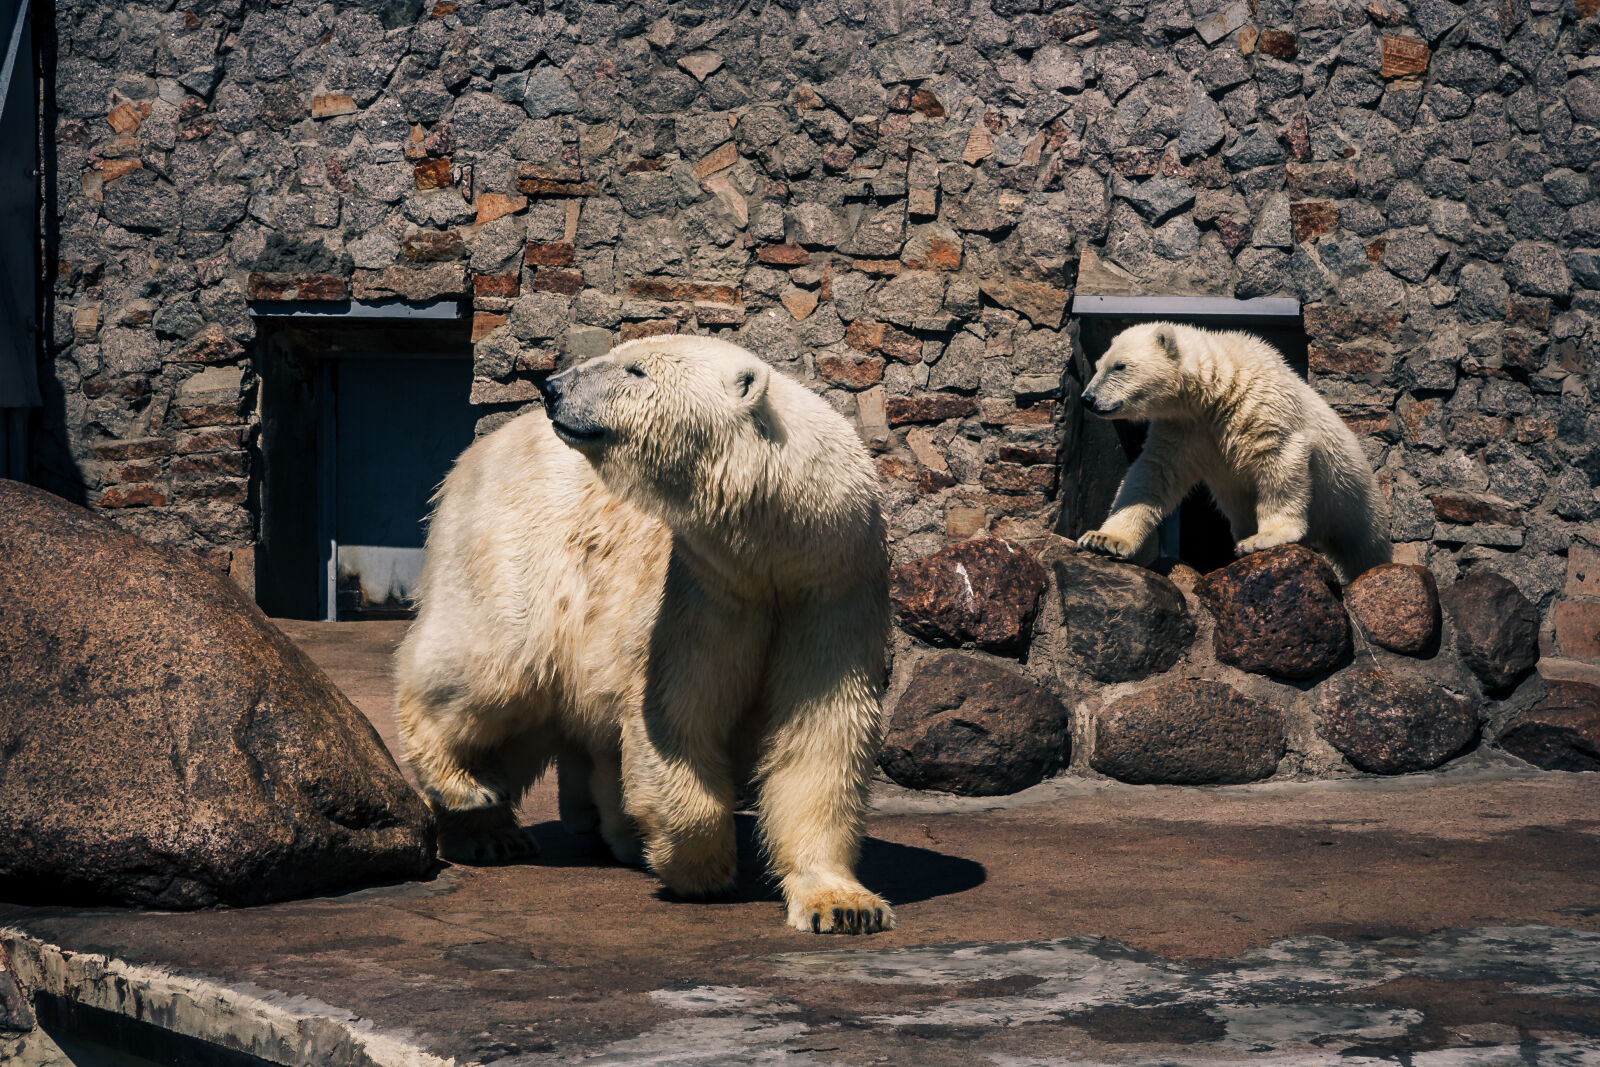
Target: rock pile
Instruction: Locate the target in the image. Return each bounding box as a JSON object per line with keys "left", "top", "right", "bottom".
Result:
{"left": 880, "top": 538, "right": 1570, "bottom": 796}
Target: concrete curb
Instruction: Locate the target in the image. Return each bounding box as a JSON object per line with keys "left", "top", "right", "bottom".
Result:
{"left": 0, "top": 929, "right": 454, "bottom": 1067}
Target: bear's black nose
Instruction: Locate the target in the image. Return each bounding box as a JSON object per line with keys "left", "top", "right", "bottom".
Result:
{"left": 537, "top": 375, "right": 562, "bottom": 403}
{"left": 1079, "top": 390, "right": 1098, "bottom": 411}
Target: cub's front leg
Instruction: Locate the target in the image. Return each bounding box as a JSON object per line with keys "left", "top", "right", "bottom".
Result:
{"left": 1080, "top": 424, "right": 1200, "bottom": 564}
{"left": 1233, "top": 436, "right": 1312, "bottom": 557}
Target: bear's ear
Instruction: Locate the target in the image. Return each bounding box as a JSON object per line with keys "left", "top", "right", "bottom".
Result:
{"left": 729, "top": 361, "right": 770, "bottom": 409}
{"left": 1154, "top": 324, "right": 1180, "bottom": 360}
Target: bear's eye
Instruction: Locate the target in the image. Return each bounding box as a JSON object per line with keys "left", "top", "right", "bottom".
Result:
{"left": 625, "top": 364, "right": 647, "bottom": 379}
{"left": 1111, "top": 362, "right": 1127, "bottom": 372}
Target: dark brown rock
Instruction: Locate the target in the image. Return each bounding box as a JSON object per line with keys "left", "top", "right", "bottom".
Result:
{"left": 1316, "top": 665, "right": 1478, "bottom": 774}
{"left": 890, "top": 538, "right": 1048, "bottom": 656}
{"left": 880, "top": 654, "right": 1069, "bottom": 796}
{"left": 1344, "top": 563, "right": 1440, "bottom": 655}
{"left": 1443, "top": 571, "right": 1539, "bottom": 693}
{"left": 1091, "top": 679, "right": 1285, "bottom": 785}
{"left": 1498, "top": 682, "right": 1600, "bottom": 772}
{"left": 0, "top": 480, "right": 435, "bottom": 908}
{"left": 1194, "top": 546, "right": 1353, "bottom": 680}
{"left": 1052, "top": 550, "right": 1196, "bottom": 682}
{"left": 351, "top": 265, "right": 469, "bottom": 301}
{"left": 246, "top": 272, "right": 347, "bottom": 301}
{"left": 885, "top": 395, "right": 979, "bottom": 425}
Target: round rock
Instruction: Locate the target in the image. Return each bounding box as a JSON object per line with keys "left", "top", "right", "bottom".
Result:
{"left": 1442, "top": 570, "right": 1539, "bottom": 693}
{"left": 1497, "top": 682, "right": 1600, "bottom": 772}
{"left": 1344, "top": 563, "right": 1440, "bottom": 655}
{"left": 880, "top": 653, "right": 1069, "bottom": 796}
{"left": 1316, "top": 664, "right": 1479, "bottom": 774}
{"left": 890, "top": 538, "right": 1048, "bottom": 657}
{"left": 1194, "top": 545, "right": 1353, "bottom": 680}
{"left": 0, "top": 480, "right": 436, "bottom": 908}
{"left": 1090, "top": 678, "right": 1285, "bottom": 785}
{"left": 1052, "top": 550, "right": 1196, "bottom": 682}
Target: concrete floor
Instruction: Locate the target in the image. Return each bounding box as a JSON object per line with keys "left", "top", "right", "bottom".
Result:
{"left": 4, "top": 620, "right": 1600, "bottom": 1065}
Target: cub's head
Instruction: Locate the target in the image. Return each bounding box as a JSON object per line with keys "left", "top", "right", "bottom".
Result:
{"left": 537, "top": 336, "right": 772, "bottom": 501}
{"left": 1080, "top": 322, "right": 1187, "bottom": 421}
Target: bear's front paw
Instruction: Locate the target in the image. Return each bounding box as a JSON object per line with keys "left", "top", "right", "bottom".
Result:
{"left": 1079, "top": 529, "right": 1135, "bottom": 559}
{"left": 787, "top": 879, "right": 895, "bottom": 935}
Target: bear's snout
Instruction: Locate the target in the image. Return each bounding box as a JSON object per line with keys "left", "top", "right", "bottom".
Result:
{"left": 537, "top": 371, "right": 566, "bottom": 407}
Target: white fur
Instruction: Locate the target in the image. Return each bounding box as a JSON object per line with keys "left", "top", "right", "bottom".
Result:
{"left": 394, "top": 335, "right": 894, "bottom": 934}
{"left": 1078, "top": 321, "right": 1392, "bottom": 581}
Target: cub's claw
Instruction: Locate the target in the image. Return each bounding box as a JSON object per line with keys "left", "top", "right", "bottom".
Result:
{"left": 1079, "top": 530, "right": 1134, "bottom": 559}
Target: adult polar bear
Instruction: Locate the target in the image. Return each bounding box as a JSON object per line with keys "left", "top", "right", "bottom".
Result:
{"left": 394, "top": 335, "right": 893, "bottom": 934}
{"left": 1078, "top": 322, "right": 1391, "bottom": 582}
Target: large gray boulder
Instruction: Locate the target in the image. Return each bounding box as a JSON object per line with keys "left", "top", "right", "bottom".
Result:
{"left": 0, "top": 480, "right": 435, "bottom": 908}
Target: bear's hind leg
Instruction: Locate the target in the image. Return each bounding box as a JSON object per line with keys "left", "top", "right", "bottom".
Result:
{"left": 430, "top": 728, "right": 551, "bottom": 865}
{"left": 396, "top": 687, "right": 512, "bottom": 813}
{"left": 399, "top": 688, "right": 551, "bottom": 864}
{"left": 559, "top": 745, "right": 643, "bottom": 866}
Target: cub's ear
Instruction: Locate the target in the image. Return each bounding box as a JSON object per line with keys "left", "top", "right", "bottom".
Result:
{"left": 729, "top": 361, "right": 770, "bottom": 408}
{"left": 1153, "top": 324, "right": 1180, "bottom": 360}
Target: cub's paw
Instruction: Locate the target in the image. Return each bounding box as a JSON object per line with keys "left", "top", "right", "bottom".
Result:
{"left": 1079, "top": 530, "right": 1135, "bottom": 559}
{"left": 436, "top": 806, "right": 540, "bottom": 866}
{"left": 1235, "top": 532, "right": 1295, "bottom": 556}
{"left": 787, "top": 879, "right": 895, "bottom": 935}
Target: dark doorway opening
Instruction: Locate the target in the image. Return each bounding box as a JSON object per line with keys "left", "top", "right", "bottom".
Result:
{"left": 1060, "top": 300, "right": 1307, "bottom": 576}
{"left": 254, "top": 318, "right": 477, "bottom": 620}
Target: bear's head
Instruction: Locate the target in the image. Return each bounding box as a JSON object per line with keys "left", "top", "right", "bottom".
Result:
{"left": 538, "top": 336, "right": 773, "bottom": 511}
{"left": 1080, "top": 322, "right": 1187, "bottom": 421}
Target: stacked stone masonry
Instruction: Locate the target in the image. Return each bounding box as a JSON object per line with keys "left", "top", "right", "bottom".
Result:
{"left": 35, "top": 0, "right": 1600, "bottom": 682}
{"left": 884, "top": 539, "right": 1600, "bottom": 792}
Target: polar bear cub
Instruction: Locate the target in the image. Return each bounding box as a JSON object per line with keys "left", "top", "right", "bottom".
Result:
{"left": 1078, "top": 321, "right": 1391, "bottom": 582}
{"left": 394, "top": 335, "right": 893, "bottom": 934}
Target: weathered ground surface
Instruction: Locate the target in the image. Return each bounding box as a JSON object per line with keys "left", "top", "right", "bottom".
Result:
{"left": 4, "top": 621, "right": 1599, "bottom": 1065}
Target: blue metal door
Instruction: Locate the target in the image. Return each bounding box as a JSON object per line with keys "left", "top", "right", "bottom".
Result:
{"left": 318, "top": 356, "right": 478, "bottom": 619}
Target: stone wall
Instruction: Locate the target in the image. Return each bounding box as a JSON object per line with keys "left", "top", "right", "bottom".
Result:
{"left": 33, "top": 0, "right": 1600, "bottom": 671}
{"left": 882, "top": 537, "right": 1596, "bottom": 791}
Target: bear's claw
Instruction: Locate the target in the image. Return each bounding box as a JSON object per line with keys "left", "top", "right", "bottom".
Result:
{"left": 789, "top": 883, "right": 894, "bottom": 934}
{"left": 1079, "top": 530, "right": 1134, "bottom": 559}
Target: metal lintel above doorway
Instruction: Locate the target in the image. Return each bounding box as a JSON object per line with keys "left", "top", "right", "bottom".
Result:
{"left": 247, "top": 299, "right": 466, "bottom": 321}
{"left": 1070, "top": 295, "right": 1302, "bottom": 321}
